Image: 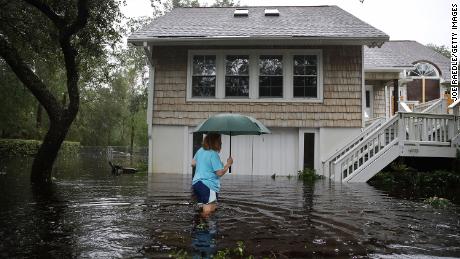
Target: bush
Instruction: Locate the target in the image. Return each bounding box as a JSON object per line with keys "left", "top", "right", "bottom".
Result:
{"left": 369, "top": 161, "right": 460, "bottom": 204}
{"left": 424, "top": 196, "right": 453, "bottom": 209}
{"left": 0, "top": 138, "right": 80, "bottom": 157}
{"left": 297, "top": 168, "right": 323, "bottom": 182}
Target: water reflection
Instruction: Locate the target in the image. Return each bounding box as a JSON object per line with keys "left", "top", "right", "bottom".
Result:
{"left": 30, "top": 183, "right": 74, "bottom": 257}
{"left": 0, "top": 155, "right": 459, "bottom": 258}
{"left": 191, "top": 213, "right": 218, "bottom": 258}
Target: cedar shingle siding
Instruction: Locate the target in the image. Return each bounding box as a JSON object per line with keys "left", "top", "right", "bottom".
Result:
{"left": 152, "top": 45, "right": 362, "bottom": 128}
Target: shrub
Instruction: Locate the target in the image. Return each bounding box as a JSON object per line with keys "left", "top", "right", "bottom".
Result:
{"left": 297, "top": 168, "right": 322, "bottom": 182}
{"left": 423, "top": 196, "right": 452, "bottom": 209}
{"left": 0, "top": 138, "right": 80, "bottom": 157}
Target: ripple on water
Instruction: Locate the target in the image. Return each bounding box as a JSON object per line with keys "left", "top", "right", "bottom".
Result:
{"left": 0, "top": 157, "right": 459, "bottom": 258}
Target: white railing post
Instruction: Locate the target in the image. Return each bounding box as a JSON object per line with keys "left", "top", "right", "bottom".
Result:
{"left": 398, "top": 113, "right": 405, "bottom": 148}
{"left": 333, "top": 162, "right": 342, "bottom": 182}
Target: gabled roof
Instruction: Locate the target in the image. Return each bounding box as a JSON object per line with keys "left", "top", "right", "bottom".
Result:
{"left": 128, "top": 6, "right": 389, "bottom": 46}
{"left": 364, "top": 40, "right": 451, "bottom": 81}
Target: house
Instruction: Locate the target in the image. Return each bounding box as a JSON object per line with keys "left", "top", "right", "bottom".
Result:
{"left": 363, "top": 40, "right": 452, "bottom": 118}
{"left": 127, "top": 6, "right": 392, "bottom": 176}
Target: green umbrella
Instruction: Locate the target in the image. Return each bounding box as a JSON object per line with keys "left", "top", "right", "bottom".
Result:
{"left": 194, "top": 113, "right": 271, "bottom": 173}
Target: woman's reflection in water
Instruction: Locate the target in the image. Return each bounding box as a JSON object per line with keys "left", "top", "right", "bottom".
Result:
{"left": 191, "top": 211, "right": 218, "bottom": 258}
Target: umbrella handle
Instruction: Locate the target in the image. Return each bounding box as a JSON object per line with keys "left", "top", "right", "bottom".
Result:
{"left": 228, "top": 134, "right": 232, "bottom": 174}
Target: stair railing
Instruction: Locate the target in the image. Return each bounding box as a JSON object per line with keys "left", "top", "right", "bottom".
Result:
{"left": 331, "top": 115, "right": 400, "bottom": 182}
{"left": 322, "top": 117, "right": 386, "bottom": 178}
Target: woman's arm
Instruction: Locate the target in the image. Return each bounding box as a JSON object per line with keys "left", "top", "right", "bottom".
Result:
{"left": 191, "top": 159, "right": 196, "bottom": 167}
{"left": 215, "top": 157, "right": 233, "bottom": 177}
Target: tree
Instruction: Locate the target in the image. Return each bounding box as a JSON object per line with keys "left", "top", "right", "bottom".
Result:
{"left": 427, "top": 44, "right": 451, "bottom": 59}
{"left": 211, "top": 0, "right": 239, "bottom": 7}
{"left": 0, "top": 0, "right": 123, "bottom": 184}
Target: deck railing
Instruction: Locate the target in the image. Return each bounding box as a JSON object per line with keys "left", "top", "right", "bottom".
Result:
{"left": 331, "top": 112, "right": 459, "bottom": 182}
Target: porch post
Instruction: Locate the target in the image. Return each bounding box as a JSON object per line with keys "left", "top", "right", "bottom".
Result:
{"left": 393, "top": 79, "right": 399, "bottom": 114}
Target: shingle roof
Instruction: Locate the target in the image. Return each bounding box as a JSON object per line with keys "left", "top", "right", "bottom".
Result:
{"left": 129, "top": 6, "right": 388, "bottom": 45}
{"left": 364, "top": 41, "right": 451, "bottom": 81}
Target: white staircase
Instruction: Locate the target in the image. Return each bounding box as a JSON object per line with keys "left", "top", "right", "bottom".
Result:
{"left": 323, "top": 112, "right": 460, "bottom": 183}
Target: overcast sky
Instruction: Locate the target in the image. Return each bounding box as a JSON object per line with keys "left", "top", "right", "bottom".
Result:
{"left": 122, "top": 0, "right": 454, "bottom": 47}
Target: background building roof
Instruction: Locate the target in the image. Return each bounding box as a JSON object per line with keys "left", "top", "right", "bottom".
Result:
{"left": 128, "top": 6, "right": 388, "bottom": 45}
{"left": 364, "top": 40, "right": 451, "bottom": 81}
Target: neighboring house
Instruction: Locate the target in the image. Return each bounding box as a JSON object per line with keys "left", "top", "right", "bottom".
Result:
{"left": 363, "top": 41, "right": 452, "bottom": 118}
{"left": 128, "top": 6, "right": 389, "bottom": 176}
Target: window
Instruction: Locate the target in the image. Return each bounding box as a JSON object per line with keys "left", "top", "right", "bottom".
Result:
{"left": 293, "top": 55, "right": 318, "bottom": 98}
{"left": 192, "top": 55, "right": 216, "bottom": 97}
{"left": 407, "top": 62, "right": 439, "bottom": 77}
{"left": 259, "top": 55, "right": 283, "bottom": 98}
{"left": 225, "top": 55, "right": 249, "bottom": 97}
{"left": 365, "top": 90, "right": 370, "bottom": 108}
{"left": 187, "top": 50, "right": 322, "bottom": 102}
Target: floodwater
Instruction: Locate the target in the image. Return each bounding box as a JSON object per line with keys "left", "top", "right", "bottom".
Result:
{"left": 0, "top": 153, "right": 459, "bottom": 258}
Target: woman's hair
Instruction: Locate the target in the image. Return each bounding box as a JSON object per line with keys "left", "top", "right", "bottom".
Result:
{"left": 202, "top": 133, "right": 222, "bottom": 152}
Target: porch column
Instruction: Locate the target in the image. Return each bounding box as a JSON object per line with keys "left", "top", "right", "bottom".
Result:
{"left": 393, "top": 79, "right": 399, "bottom": 114}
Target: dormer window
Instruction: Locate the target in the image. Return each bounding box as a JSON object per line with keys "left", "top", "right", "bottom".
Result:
{"left": 264, "top": 9, "right": 279, "bottom": 16}
{"left": 234, "top": 9, "right": 248, "bottom": 17}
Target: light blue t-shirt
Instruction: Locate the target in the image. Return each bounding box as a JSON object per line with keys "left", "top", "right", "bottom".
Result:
{"left": 192, "top": 147, "right": 224, "bottom": 192}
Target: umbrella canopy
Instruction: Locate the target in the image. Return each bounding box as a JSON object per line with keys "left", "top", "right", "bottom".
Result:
{"left": 194, "top": 113, "right": 270, "bottom": 174}
{"left": 194, "top": 113, "right": 271, "bottom": 136}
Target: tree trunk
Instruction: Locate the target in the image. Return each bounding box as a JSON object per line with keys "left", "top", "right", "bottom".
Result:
{"left": 36, "top": 103, "right": 42, "bottom": 129}
{"left": 130, "top": 115, "right": 135, "bottom": 155}
{"left": 31, "top": 111, "right": 76, "bottom": 184}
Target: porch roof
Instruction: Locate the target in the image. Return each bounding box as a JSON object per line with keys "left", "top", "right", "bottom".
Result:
{"left": 128, "top": 6, "right": 389, "bottom": 46}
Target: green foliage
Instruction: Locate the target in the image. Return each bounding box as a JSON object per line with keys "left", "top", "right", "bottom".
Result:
{"left": 426, "top": 44, "right": 451, "bottom": 59}
{"left": 0, "top": 2, "right": 149, "bottom": 148}
{"left": 297, "top": 168, "right": 322, "bottom": 182}
{"left": 211, "top": 0, "right": 239, "bottom": 7}
{"left": 0, "top": 139, "right": 80, "bottom": 157}
{"left": 233, "top": 241, "right": 245, "bottom": 256}
{"left": 370, "top": 161, "right": 460, "bottom": 204}
{"left": 423, "top": 196, "right": 452, "bottom": 209}
{"left": 172, "top": 0, "right": 200, "bottom": 7}
{"left": 169, "top": 249, "right": 188, "bottom": 259}
{"left": 214, "top": 248, "right": 230, "bottom": 259}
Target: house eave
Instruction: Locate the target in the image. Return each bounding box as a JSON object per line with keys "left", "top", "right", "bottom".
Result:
{"left": 128, "top": 36, "right": 388, "bottom": 47}
{"left": 365, "top": 66, "right": 412, "bottom": 73}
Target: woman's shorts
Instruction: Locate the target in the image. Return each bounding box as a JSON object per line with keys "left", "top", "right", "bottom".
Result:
{"left": 193, "top": 181, "right": 218, "bottom": 205}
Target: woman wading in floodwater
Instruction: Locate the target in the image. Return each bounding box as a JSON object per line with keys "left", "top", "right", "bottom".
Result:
{"left": 191, "top": 133, "right": 233, "bottom": 217}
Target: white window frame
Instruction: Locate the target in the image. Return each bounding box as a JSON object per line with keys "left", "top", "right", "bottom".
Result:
{"left": 186, "top": 49, "right": 323, "bottom": 103}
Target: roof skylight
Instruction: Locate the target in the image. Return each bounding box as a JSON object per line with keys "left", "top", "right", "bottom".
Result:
{"left": 264, "top": 9, "right": 280, "bottom": 16}
{"left": 234, "top": 9, "right": 249, "bottom": 17}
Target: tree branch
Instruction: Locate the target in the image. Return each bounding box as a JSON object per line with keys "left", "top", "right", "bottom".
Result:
{"left": 22, "top": 0, "right": 65, "bottom": 29}
{"left": 59, "top": 0, "right": 89, "bottom": 118}
{"left": 65, "top": 0, "right": 89, "bottom": 38}
{"left": 0, "top": 35, "right": 63, "bottom": 121}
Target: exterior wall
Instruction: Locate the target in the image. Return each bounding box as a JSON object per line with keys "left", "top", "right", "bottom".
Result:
{"left": 366, "top": 79, "right": 392, "bottom": 119}
{"left": 150, "top": 125, "right": 359, "bottom": 176}
{"left": 152, "top": 125, "right": 186, "bottom": 173}
{"left": 319, "top": 127, "right": 361, "bottom": 174}
{"left": 373, "top": 82, "right": 386, "bottom": 118}
{"left": 152, "top": 45, "right": 363, "bottom": 128}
